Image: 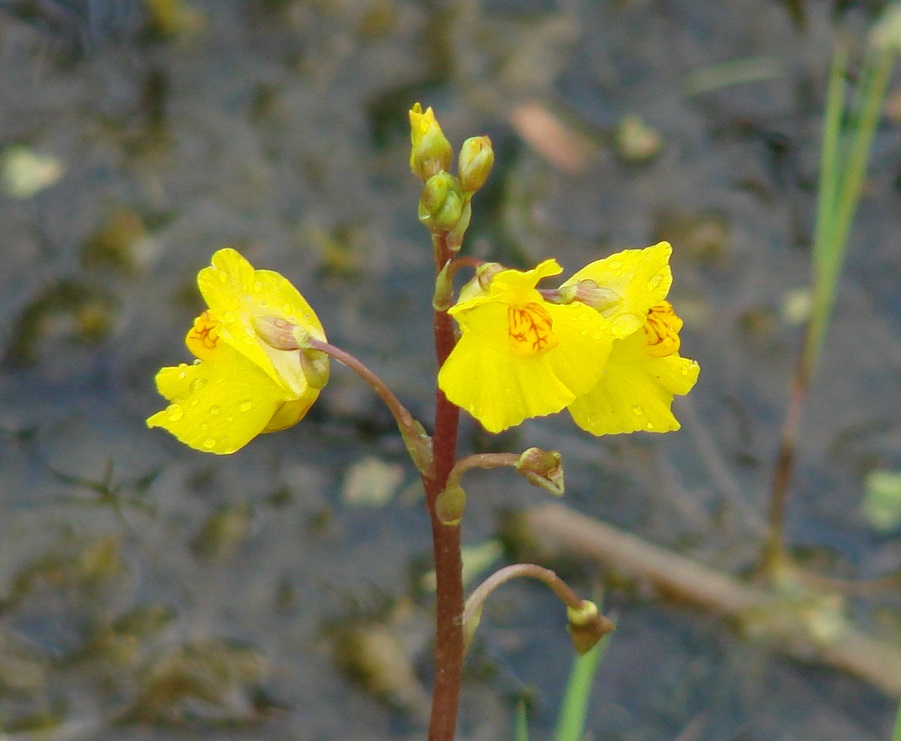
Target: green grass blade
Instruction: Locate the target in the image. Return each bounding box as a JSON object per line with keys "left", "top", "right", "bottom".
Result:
{"left": 811, "top": 42, "right": 847, "bottom": 272}
{"left": 554, "top": 636, "right": 611, "bottom": 741}
{"left": 806, "top": 42, "right": 894, "bottom": 371}
{"left": 892, "top": 691, "right": 901, "bottom": 741}
{"left": 515, "top": 700, "right": 530, "bottom": 741}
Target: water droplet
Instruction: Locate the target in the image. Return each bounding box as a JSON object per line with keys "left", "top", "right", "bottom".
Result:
{"left": 253, "top": 280, "right": 263, "bottom": 292}
{"left": 222, "top": 310, "right": 236, "bottom": 323}
{"left": 201, "top": 422, "right": 209, "bottom": 431}
{"left": 608, "top": 259, "right": 623, "bottom": 271}
{"left": 189, "top": 378, "right": 206, "bottom": 393}
{"left": 210, "top": 405, "right": 221, "bottom": 416}
{"left": 646, "top": 421, "right": 655, "bottom": 430}
{"left": 648, "top": 275, "right": 663, "bottom": 290}
{"left": 202, "top": 438, "right": 217, "bottom": 450}
{"left": 177, "top": 369, "right": 187, "bottom": 380}
{"left": 167, "top": 405, "right": 184, "bottom": 422}
{"left": 218, "top": 271, "right": 229, "bottom": 284}
{"left": 631, "top": 405, "right": 644, "bottom": 416}
{"left": 190, "top": 399, "right": 199, "bottom": 407}
{"left": 681, "top": 366, "right": 690, "bottom": 376}
{"left": 226, "top": 415, "right": 235, "bottom": 422}
{"left": 239, "top": 400, "right": 253, "bottom": 412}
{"left": 282, "top": 303, "right": 292, "bottom": 313}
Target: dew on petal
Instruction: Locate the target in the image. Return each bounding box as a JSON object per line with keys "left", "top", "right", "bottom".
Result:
{"left": 648, "top": 275, "right": 663, "bottom": 290}
{"left": 646, "top": 421, "right": 655, "bottom": 430}
{"left": 201, "top": 422, "right": 209, "bottom": 431}
{"left": 631, "top": 405, "right": 644, "bottom": 416}
{"left": 253, "top": 280, "right": 263, "bottom": 292}
{"left": 218, "top": 271, "right": 229, "bottom": 284}
{"left": 210, "top": 405, "right": 221, "bottom": 416}
{"left": 222, "top": 310, "right": 236, "bottom": 323}
{"left": 607, "top": 259, "right": 623, "bottom": 271}
{"left": 238, "top": 400, "right": 253, "bottom": 412}
{"left": 202, "top": 438, "right": 217, "bottom": 450}
{"left": 189, "top": 378, "right": 206, "bottom": 393}
{"left": 167, "top": 405, "right": 184, "bottom": 422}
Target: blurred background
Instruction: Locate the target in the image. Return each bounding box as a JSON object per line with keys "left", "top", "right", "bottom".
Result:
{"left": 1, "top": 0, "right": 900, "bottom": 738}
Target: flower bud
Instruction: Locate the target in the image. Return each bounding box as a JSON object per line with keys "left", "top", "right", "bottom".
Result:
{"left": 418, "top": 172, "right": 465, "bottom": 233}
{"left": 435, "top": 484, "right": 466, "bottom": 526}
{"left": 515, "top": 447, "right": 564, "bottom": 496}
{"left": 409, "top": 103, "right": 453, "bottom": 181}
{"left": 566, "top": 600, "right": 615, "bottom": 655}
{"left": 458, "top": 136, "right": 494, "bottom": 193}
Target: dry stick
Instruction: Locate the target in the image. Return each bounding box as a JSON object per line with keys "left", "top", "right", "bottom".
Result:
{"left": 426, "top": 234, "right": 464, "bottom": 741}
{"left": 524, "top": 502, "right": 901, "bottom": 696}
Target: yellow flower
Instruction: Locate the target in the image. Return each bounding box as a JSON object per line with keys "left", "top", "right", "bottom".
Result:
{"left": 147, "top": 248, "right": 328, "bottom": 454}
{"left": 562, "top": 242, "right": 700, "bottom": 435}
{"left": 438, "top": 259, "right": 612, "bottom": 433}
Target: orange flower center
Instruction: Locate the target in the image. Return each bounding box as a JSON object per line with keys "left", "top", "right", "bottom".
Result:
{"left": 643, "top": 301, "right": 682, "bottom": 357}
{"left": 507, "top": 303, "right": 558, "bottom": 357}
{"left": 186, "top": 310, "right": 221, "bottom": 359}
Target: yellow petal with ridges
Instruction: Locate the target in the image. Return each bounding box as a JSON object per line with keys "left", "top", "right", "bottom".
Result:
{"left": 563, "top": 242, "right": 672, "bottom": 338}
{"left": 567, "top": 332, "right": 699, "bottom": 436}
{"left": 439, "top": 301, "right": 609, "bottom": 433}
{"left": 147, "top": 342, "right": 306, "bottom": 454}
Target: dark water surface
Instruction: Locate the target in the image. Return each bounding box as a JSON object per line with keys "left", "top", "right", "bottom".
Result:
{"left": 1, "top": 1, "right": 900, "bottom": 739}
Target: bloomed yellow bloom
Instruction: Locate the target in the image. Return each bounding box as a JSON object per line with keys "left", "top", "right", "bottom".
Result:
{"left": 438, "top": 259, "right": 612, "bottom": 433}
{"left": 562, "top": 242, "right": 700, "bottom": 435}
{"left": 147, "top": 248, "right": 328, "bottom": 454}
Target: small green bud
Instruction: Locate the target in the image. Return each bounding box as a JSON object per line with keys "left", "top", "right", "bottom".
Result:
{"left": 409, "top": 103, "right": 453, "bottom": 181}
{"left": 418, "top": 172, "right": 465, "bottom": 233}
{"left": 435, "top": 484, "right": 466, "bottom": 526}
{"left": 515, "top": 447, "right": 564, "bottom": 496}
{"left": 458, "top": 136, "right": 494, "bottom": 193}
{"left": 445, "top": 199, "right": 472, "bottom": 252}
{"left": 432, "top": 259, "right": 454, "bottom": 312}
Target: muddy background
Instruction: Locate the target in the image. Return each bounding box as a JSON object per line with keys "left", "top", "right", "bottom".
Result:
{"left": 1, "top": 0, "right": 900, "bottom": 739}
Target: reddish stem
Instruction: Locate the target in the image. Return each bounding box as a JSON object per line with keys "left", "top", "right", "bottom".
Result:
{"left": 425, "top": 234, "right": 464, "bottom": 741}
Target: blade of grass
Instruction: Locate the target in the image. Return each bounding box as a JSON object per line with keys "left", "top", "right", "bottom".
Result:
{"left": 893, "top": 691, "right": 901, "bottom": 741}
{"left": 554, "top": 635, "right": 611, "bottom": 741}
{"left": 515, "top": 700, "right": 530, "bottom": 741}
{"left": 808, "top": 43, "right": 894, "bottom": 370}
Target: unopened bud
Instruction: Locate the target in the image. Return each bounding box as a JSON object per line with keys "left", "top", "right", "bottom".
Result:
{"left": 435, "top": 484, "right": 466, "bottom": 526}
{"left": 458, "top": 136, "right": 494, "bottom": 193}
{"left": 433, "top": 259, "right": 454, "bottom": 311}
{"left": 418, "top": 172, "right": 464, "bottom": 233}
{"left": 515, "top": 447, "right": 564, "bottom": 496}
{"left": 566, "top": 600, "right": 615, "bottom": 655}
{"left": 409, "top": 103, "right": 453, "bottom": 181}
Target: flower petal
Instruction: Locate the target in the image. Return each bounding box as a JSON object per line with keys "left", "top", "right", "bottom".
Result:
{"left": 439, "top": 301, "right": 609, "bottom": 433}
{"left": 147, "top": 342, "right": 299, "bottom": 454}
{"left": 567, "top": 333, "right": 700, "bottom": 436}
{"left": 563, "top": 242, "right": 672, "bottom": 338}
{"left": 196, "top": 248, "right": 325, "bottom": 395}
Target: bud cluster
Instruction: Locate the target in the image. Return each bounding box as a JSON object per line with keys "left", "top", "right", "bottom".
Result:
{"left": 409, "top": 103, "right": 494, "bottom": 250}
